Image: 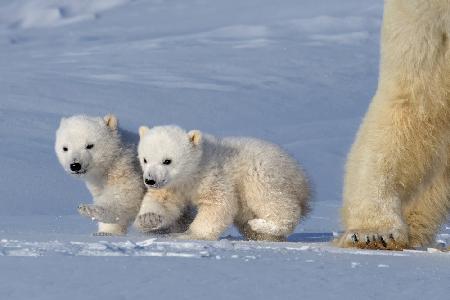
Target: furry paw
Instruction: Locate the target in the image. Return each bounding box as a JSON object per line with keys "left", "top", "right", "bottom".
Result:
{"left": 336, "top": 229, "right": 409, "bottom": 250}
{"left": 78, "top": 204, "right": 98, "bottom": 219}
{"left": 78, "top": 204, "right": 119, "bottom": 223}
{"left": 248, "top": 218, "right": 284, "bottom": 235}
{"left": 135, "top": 212, "right": 164, "bottom": 232}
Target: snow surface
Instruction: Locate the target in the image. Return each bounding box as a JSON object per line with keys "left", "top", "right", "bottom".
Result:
{"left": 0, "top": 0, "right": 449, "bottom": 299}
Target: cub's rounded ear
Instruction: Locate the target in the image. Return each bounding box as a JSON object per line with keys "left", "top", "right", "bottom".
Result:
{"left": 188, "top": 130, "right": 202, "bottom": 146}
{"left": 104, "top": 114, "right": 118, "bottom": 130}
{"left": 139, "top": 126, "right": 151, "bottom": 137}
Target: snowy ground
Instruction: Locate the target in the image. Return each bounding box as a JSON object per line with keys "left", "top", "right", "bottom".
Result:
{"left": 0, "top": 0, "right": 449, "bottom": 299}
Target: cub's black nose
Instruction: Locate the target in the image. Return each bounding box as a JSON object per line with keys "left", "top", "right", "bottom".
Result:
{"left": 70, "top": 163, "right": 82, "bottom": 172}
{"left": 145, "top": 178, "right": 156, "bottom": 186}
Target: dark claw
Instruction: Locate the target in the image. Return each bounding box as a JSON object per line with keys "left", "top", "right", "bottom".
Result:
{"left": 388, "top": 233, "right": 395, "bottom": 241}
{"left": 351, "top": 234, "right": 358, "bottom": 243}
{"left": 366, "top": 236, "right": 370, "bottom": 244}
{"left": 379, "top": 236, "right": 387, "bottom": 248}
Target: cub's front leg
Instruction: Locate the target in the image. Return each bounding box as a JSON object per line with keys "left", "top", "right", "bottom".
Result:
{"left": 134, "top": 189, "right": 185, "bottom": 233}
{"left": 78, "top": 203, "right": 120, "bottom": 223}
{"left": 78, "top": 204, "right": 127, "bottom": 236}
{"left": 178, "top": 189, "right": 237, "bottom": 241}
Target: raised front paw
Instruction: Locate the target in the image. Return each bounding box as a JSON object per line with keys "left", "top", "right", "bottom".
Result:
{"left": 336, "top": 229, "right": 409, "bottom": 250}
{"left": 135, "top": 212, "right": 164, "bottom": 232}
{"left": 78, "top": 204, "right": 118, "bottom": 223}
{"left": 78, "top": 204, "right": 96, "bottom": 219}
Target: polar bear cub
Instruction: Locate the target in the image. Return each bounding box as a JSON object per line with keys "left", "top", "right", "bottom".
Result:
{"left": 136, "top": 125, "right": 311, "bottom": 241}
{"left": 55, "top": 114, "right": 145, "bottom": 235}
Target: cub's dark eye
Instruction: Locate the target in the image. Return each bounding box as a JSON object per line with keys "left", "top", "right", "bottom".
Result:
{"left": 163, "top": 159, "right": 172, "bottom": 165}
{"left": 63, "top": 147, "right": 68, "bottom": 152}
{"left": 143, "top": 158, "right": 147, "bottom": 164}
{"left": 86, "top": 144, "right": 94, "bottom": 150}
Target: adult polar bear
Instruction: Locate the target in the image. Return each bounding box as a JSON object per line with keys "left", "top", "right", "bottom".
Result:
{"left": 338, "top": 0, "right": 450, "bottom": 250}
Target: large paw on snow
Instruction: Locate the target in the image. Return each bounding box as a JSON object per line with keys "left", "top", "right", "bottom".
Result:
{"left": 135, "top": 212, "right": 164, "bottom": 232}
{"left": 336, "top": 229, "right": 409, "bottom": 250}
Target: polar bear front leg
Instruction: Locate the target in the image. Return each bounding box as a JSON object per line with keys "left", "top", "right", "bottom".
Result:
{"left": 179, "top": 191, "right": 237, "bottom": 240}
{"left": 338, "top": 0, "right": 450, "bottom": 250}
{"left": 134, "top": 190, "right": 184, "bottom": 233}
{"left": 177, "top": 206, "right": 231, "bottom": 240}
{"left": 78, "top": 204, "right": 127, "bottom": 235}
{"left": 339, "top": 159, "right": 410, "bottom": 250}
{"left": 338, "top": 102, "right": 449, "bottom": 250}
{"left": 78, "top": 203, "right": 120, "bottom": 224}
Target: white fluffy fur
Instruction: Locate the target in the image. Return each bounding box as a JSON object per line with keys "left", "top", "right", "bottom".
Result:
{"left": 55, "top": 114, "right": 145, "bottom": 235}
{"left": 337, "top": 0, "right": 450, "bottom": 250}
{"left": 136, "top": 125, "right": 311, "bottom": 241}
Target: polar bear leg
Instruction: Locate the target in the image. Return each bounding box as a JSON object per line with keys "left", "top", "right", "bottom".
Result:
{"left": 134, "top": 189, "right": 188, "bottom": 233}
{"left": 183, "top": 190, "right": 237, "bottom": 241}
{"left": 135, "top": 198, "right": 178, "bottom": 232}
{"left": 240, "top": 179, "right": 300, "bottom": 240}
{"left": 339, "top": 0, "right": 450, "bottom": 250}
{"left": 241, "top": 226, "right": 286, "bottom": 242}
{"left": 338, "top": 110, "right": 446, "bottom": 250}
{"left": 78, "top": 204, "right": 128, "bottom": 235}
{"left": 183, "top": 204, "right": 233, "bottom": 240}
{"left": 404, "top": 163, "right": 450, "bottom": 248}
{"left": 244, "top": 219, "right": 286, "bottom": 242}
{"left": 78, "top": 204, "right": 120, "bottom": 224}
